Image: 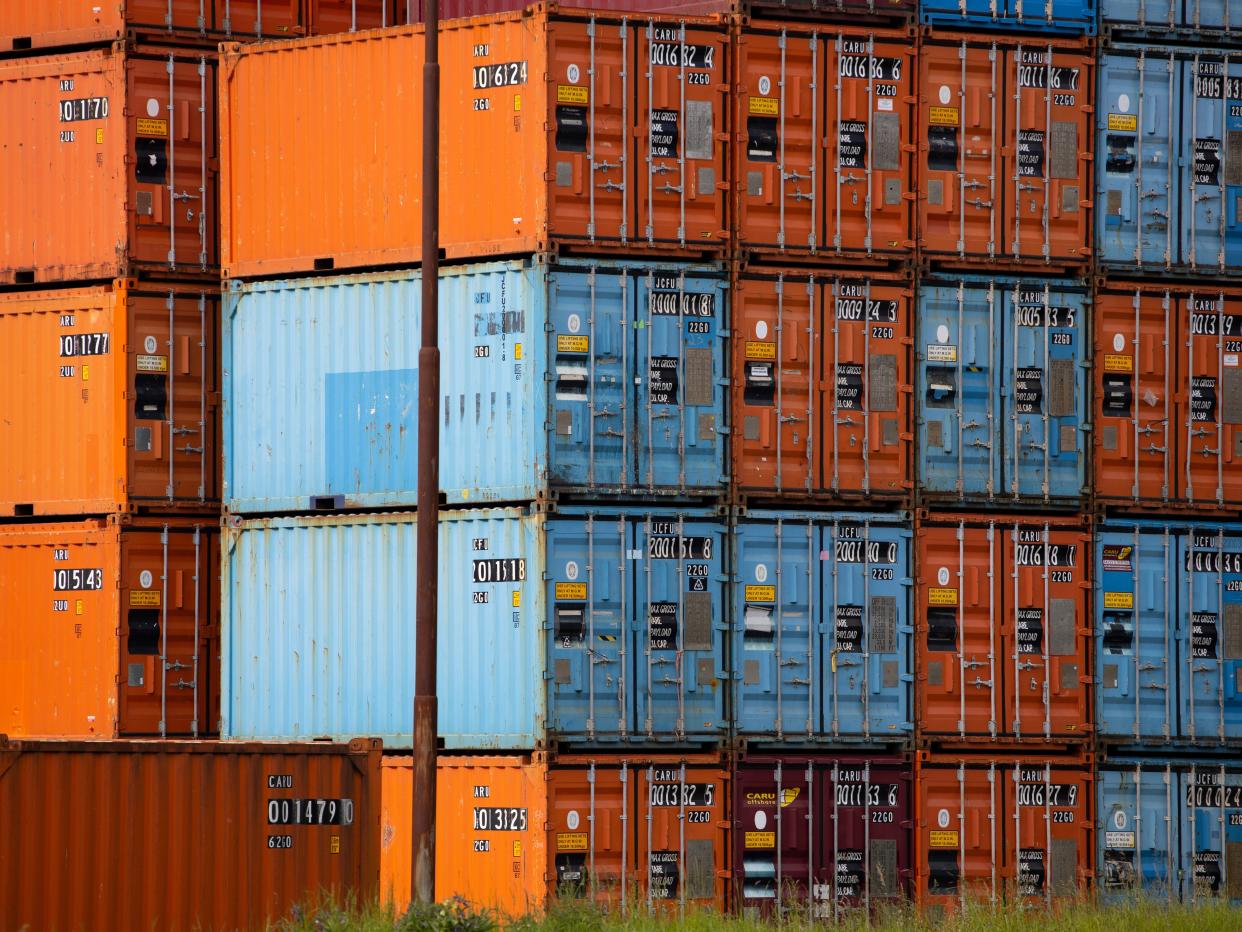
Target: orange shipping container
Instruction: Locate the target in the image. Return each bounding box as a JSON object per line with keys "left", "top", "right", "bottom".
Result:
{"left": 733, "top": 22, "right": 916, "bottom": 263}
{"left": 0, "top": 517, "right": 219, "bottom": 739}
{"left": 383, "top": 754, "right": 731, "bottom": 917}
{"left": 0, "top": 737, "right": 381, "bottom": 932}
{"left": 0, "top": 45, "right": 217, "bottom": 286}
{"left": 0, "top": 282, "right": 220, "bottom": 518}
{"left": 219, "top": 9, "right": 730, "bottom": 279}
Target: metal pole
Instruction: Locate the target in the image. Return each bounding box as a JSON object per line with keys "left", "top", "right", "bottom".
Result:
{"left": 413, "top": 0, "right": 441, "bottom": 907}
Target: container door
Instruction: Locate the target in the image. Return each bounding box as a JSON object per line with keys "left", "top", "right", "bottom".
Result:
{"left": 821, "top": 519, "right": 911, "bottom": 741}
{"left": 633, "top": 517, "right": 725, "bottom": 741}
{"left": 1179, "top": 528, "right": 1242, "bottom": 744}
{"left": 822, "top": 761, "right": 910, "bottom": 915}
{"left": 547, "top": 516, "right": 627, "bottom": 742}
{"left": 547, "top": 268, "right": 629, "bottom": 491}
{"left": 632, "top": 269, "right": 727, "bottom": 492}
{"left": 734, "top": 519, "right": 816, "bottom": 741}
{"left": 546, "top": 17, "right": 628, "bottom": 246}
{"left": 635, "top": 763, "right": 729, "bottom": 912}
{"left": 918, "top": 762, "right": 1001, "bottom": 911}
{"left": 1094, "top": 289, "right": 1176, "bottom": 505}
{"left": 1098, "top": 764, "right": 1178, "bottom": 902}
{"left": 1182, "top": 58, "right": 1230, "bottom": 273}
{"left": 1098, "top": 0, "right": 1177, "bottom": 27}
{"left": 917, "top": 283, "right": 1000, "bottom": 499}
{"left": 634, "top": 22, "right": 728, "bottom": 248}
{"left": 217, "top": 0, "right": 302, "bottom": 36}
{"left": 920, "top": 42, "right": 1001, "bottom": 261}
{"left": 827, "top": 279, "right": 912, "bottom": 498}
{"left": 734, "top": 761, "right": 815, "bottom": 917}
{"left": 1010, "top": 0, "right": 1095, "bottom": 27}
{"left": 917, "top": 523, "right": 1001, "bottom": 739}
{"left": 547, "top": 762, "right": 627, "bottom": 906}
{"left": 308, "top": 0, "right": 399, "bottom": 34}
{"left": 1097, "top": 526, "right": 1177, "bottom": 742}
{"left": 1182, "top": 765, "right": 1242, "bottom": 904}
{"left": 1097, "top": 51, "right": 1178, "bottom": 270}
{"left": 734, "top": 27, "right": 820, "bottom": 254}
{"left": 1003, "top": 284, "right": 1085, "bottom": 502}
{"left": 1183, "top": 293, "right": 1242, "bottom": 507}
{"left": 1005, "top": 763, "right": 1088, "bottom": 906}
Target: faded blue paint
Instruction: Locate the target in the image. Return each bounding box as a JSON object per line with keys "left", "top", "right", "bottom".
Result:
{"left": 1180, "top": 55, "right": 1242, "bottom": 272}
{"left": 1100, "top": 0, "right": 1177, "bottom": 26}
{"left": 324, "top": 369, "right": 419, "bottom": 497}
{"left": 732, "top": 511, "right": 913, "bottom": 745}
{"left": 920, "top": 0, "right": 1096, "bottom": 34}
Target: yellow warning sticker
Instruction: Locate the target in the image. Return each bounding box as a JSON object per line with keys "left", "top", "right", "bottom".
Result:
{"left": 745, "top": 341, "right": 776, "bottom": 360}
{"left": 749, "top": 96, "right": 779, "bottom": 115}
{"left": 95, "top": 128, "right": 104, "bottom": 145}
{"left": 137, "top": 354, "right": 168, "bottom": 372}
{"left": 512, "top": 840, "right": 522, "bottom": 857}
{"left": 745, "top": 585, "right": 776, "bottom": 603}
{"left": 1104, "top": 354, "right": 1133, "bottom": 373}
{"left": 1108, "top": 113, "right": 1138, "bottom": 132}
{"left": 130, "top": 590, "right": 160, "bottom": 607}
{"left": 928, "top": 588, "right": 959, "bottom": 607}
{"left": 82, "top": 365, "right": 90, "bottom": 381}
{"left": 558, "top": 833, "right": 588, "bottom": 851}
{"left": 511, "top": 590, "right": 521, "bottom": 608}
{"left": 1104, "top": 591, "right": 1134, "bottom": 610}
{"left": 330, "top": 836, "right": 340, "bottom": 854}
{"left": 745, "top": 831, "right": 776, "bottom": 849}
{"left": 557, "top": 335, "right": 588, "bottom": 353}
{"left": 556, "top": 582, "right": 587, "bottom": 600}
{"left": 929, "top": 106, "right": 959, "bottom": 126}
{"left": 930, "top": 830, "right": 959, "bottom": 848}
{"left": 926, "top": 344, "right": 957, "bottom": 363}
{"left": 514, "top": 343, "right": 523, "bottom": 360}
{"left": 513, "top": 95, "right": 522, "bottom": 112}
{"left": 557, "top": 85, "right": 588, "bottom": 104}
{"left": 75, "top": 600, "right": 84, "bottom": 615}
{"left": 137, "top": 118, "right": 168, "bottom": 137}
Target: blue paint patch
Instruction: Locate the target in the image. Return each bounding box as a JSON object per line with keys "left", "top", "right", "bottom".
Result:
{"left": 324, "top": 369, "right": 418, "bottom": 495}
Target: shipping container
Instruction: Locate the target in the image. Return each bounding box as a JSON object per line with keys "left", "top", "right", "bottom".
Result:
{"left": 402, "top": 0, "right": 918, "bottom": 21}
{"left": 1096, "top": 520, "right": 1242, "bottom": 748}
{"left": 0, "top": 282, "right": 219, "bottom": 518}
{"left": 220, "top": 10, "right": 730, "bottom": 279}
{"left": 0, "top": 737, "right": 381, "bottom": 932}
{"left": 915, "top": 752, "right": 1093, "bottom": 911}
{"left": 916, "top": 515, "right": 1092, "bottom": 746}
{"left": 224, "top": 259, "right": 727, "bottom": 513}
{"left": 0, "top": 517, "right": 218, "bottom": 739}
{"left": 917, "top": 278, "right": 1088, "bottom": 506}
{"left": 919, "top": 35, "right": 1094, "bottom": 271}
{"left": 920, "top": 0, "right": 1096, "bottom": 34}
{"left": 222, "top": 506, "right": 727, "bottom": 748}
{"left": 381, "top": 753, "right": 730, "bottom": 916}
{"left": 1094, "top": 285, "right": 1242, "bottom": 511}
{"left": 733, "top": 23, "right": 916, "bottom": 263}
{"left": 1097, "top": 758, "right": 1242, "bottom": 904}
{"left": 732, "top": 512, "right": 913, "bottom": 746}
{"left": 1100, "top": 1, "right": 1242, "bottom": 47}
{"left": 0, "top": 46, "right": 217, "bottom": 286}
{"left": 732, "top": 754, "right": 912, "bottom": 918}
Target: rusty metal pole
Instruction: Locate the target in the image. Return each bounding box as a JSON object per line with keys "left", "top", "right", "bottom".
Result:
{"left": 412, "top": 0, "right": 440, "bottom": 907}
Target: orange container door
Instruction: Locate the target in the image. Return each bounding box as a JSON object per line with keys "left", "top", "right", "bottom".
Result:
{"left": 1095, "top": 289, "right": 1177, "bottom": 505}
{"left": 381, "top": 757, "right": 413, "bottom": 912}
{"left": 1182, "top": 292, "right": 1242, "bottom": 507}
{"left": 1004, "top": 46, "right": 1091, "bottom": 263}
{"left": 918, "top": 522, "right": 1002, "bottom": 739}
{"left": 823, "top": 277, "right": 911, "bottom": 497}
{"left": 920, "top": 40, "right": 1001, "bottom": 261}
{"left": 547, "top": 761, "right": 627, "bottom": 908}
{"left": 734, "top": 274, "right": 817, "bottom": 494}
{"left": 734, "top": 27, "right": 819, "bottom": 254}
{"left": 917, "top": 761, "right": 1002, "bottom": 911}
{"left": 634, "top": 22, "right": 728, "bottom": 249}
{"left": 217, "top": 0, "right": 302, "bottom": 36}
{"left": 1003, "top": 762, "right": 1091, "bottom": 905}
{"left": 1000, "top": 525, "right": 1090, "bottom": 741}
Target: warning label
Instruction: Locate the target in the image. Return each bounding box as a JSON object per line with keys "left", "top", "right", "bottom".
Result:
{"left": 745, "top": 341, "right": 776, "bottom": 359}
{"left": 1103, "top": 354, "right": 1133, "bottom": 373}
{"left": 745, "top": 585, "right": 776, "bottom": 603}
{"left": 1108, "top": 113, "right": 1138, "bottom": 132}
{"left": 928, "top": 588, "right": 959, "bottom": 607}
{"left": 130, "top": 590, "right": 160, "bottom": 607}
{"left": 926, "top": 344, "right": 957, "bottom": 362}
{"left": 1104, "top": 591, "right": 1134, "bottom": 610}
{"left": 557, "top": 335, "right": 589, "bottom": 353}
{"left": 137, "top": 354, "right": 168, "bottom": 372}
{"left": 556, "top": 582, "right": 587, "bottom": 600}
{"left": 557, "top": 833, "right": 588, "bottom": 850}
{"left": 1105, "top": 831, "right": 1135, "bottom": 848}
{"left": 745, "top": 831, "right": 776, "bottom": 849}
{"left": 929, "top": 106, "right": 959, "bottom": 125}
{"left": 557, "top": 85, "right": 588, "bottom": 104}
{"left": 929, "top": 830, "right": 959, "bottom": 848}
{"left": 749, "top": 97, "right": 779, "bottom": 115}
{"left": 136, "top": 118, "right": 168, "bottom": 137}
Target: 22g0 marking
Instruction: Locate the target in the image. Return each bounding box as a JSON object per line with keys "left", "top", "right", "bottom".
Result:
{"left": 686, "top": 810, "right": 710, "bottom": 823}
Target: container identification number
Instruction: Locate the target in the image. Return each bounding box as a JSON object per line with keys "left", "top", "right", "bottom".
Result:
{"left": 649, "top": 41, "right": 716, "bottom": 71}
{"left": 472, "top": 61, "right": 527, "bottom": 90}
{"left": 1017, "top": 781, "right": 1078, "bottom": 807}
{"left": 1014, "top": 543, "right": 1077, "bottom": 567}
{"left": 649, "top": 782, "right": 715, "bottom": 807}
{"left": 1014, "top": 305, "right": 1077, "bottom": 328}
{"left": 60, "top": 333, "right": 110, "bottom": 357}
{"left": 53, "top": 568, "right": 103, "bottom": 591}
{"left": 473, "top": 807, "right": 528, "bottom": 831}
{"left": 266, "top": 798, "right": 354, "bottom": 825}
{"left": 835, "top": 782, "right": 899, "bottom": 807}
{"left": 58, "top": 96, "right": 109, "bottom": 122}
{"left": 1016, "top": 62, "right": 1079, "bottom": 91}
{"left": 647, "top": 535, "right": 713, "bottom": 560}
{"left": 472, "top": 558, "right": 526, "bottom": 583}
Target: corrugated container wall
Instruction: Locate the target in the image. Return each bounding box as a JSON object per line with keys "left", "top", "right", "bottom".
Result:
{"left": 1100, "top": 0, "right": 1242, "bottom": 32}
{"left": 223, "top": 260, "right": 728, "bottom": 513}
{"left": 0, "top": 46, "right": 217, "bottom": 286}
{"left": 219, "top": 11, "right": 730, "bottom": 279}
{"left": 221, "top": 507, "right": 728, "bottom": 748}
{"left": 0, "top": 738, "right": 382, "bottom": 932}
{"left": 0, "top": 517, "right": 219, "bottom": 740}
{"left": 0, "top": 282, "right": 219, "bottom": 518}
{"left": 403, "top": 0, "right": 919, "bottom": 20}
{"left": 919, "top": 0, "right": 1096, "bottom": 34}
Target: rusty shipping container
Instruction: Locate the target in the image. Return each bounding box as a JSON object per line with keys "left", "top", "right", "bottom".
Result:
{"left": 916, "top": 514, "right": 1092, "bottom": 747}
{"left": 733, "top": 23, "right": 916, "bottom": 263}
{"left": 219, "top": 9, "right": 730, "bottom": 279}
{"left": 0, "top": 45, "right": 217, "bottom": 286}
{"left": 403, "top": 0, "right": 918, "bottom": 21}
{"left": 918, "top": 33, "right": 1094, "bottom": 271}
{"left": 1095, "top": 284, "right": 1242, "bottom": 511}
{"left": 383, "top": 754, "right": 731, "bottom": 917}
{"left": 0, "top": 282, "right": 219, "bottom": 518}
{"left": 0, "top": 737, "right": 381, "bottom": 932}
{"left": 915, "top": 751, "right": 1093, "bottom": 912}
{"left": 0, "top": 517, "right": 218, "bottom": 739}
{"left": 733, "top": 269, "right": 912, "bottom": 503}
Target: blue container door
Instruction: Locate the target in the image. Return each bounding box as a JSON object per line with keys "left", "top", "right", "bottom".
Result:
{"left": 1181, "top": 765, "right": 1242, "bottom": 903}
{"left": 1099, "top": 0, "right": 1177, "bottom": 26}
{"left": 1097, "top": 51, "right": 1179, "bottom": 269}
{"left": 819, "top": 520, "right": 912, "bottom": 741}
{"left": 633, "top": 515, "right": 726, "bottom": 741}
{"left": 546, "top": 514, "right": 627, "bottom": 742}
{"left": 921, "top": 0, "right": 1007, "bottom": 30}
{"left": 918, "top": 283, "right": 1001, "bottom": 498}
{"left": 1179, "top": 528, "right": 1242, "bottom": 744}
{"left": 632, "top": 270, "right": 727, "bottom": 492}
{"left": 733, "top": 518, "right": 816, "bottom": 740}
{"left": 1097, "top": 525, "right": 1177, "bottom": 742}
{"left": 547, "top": 268, "right": 630, "bottom": 490}
{"left": 1181, "top": 57, "right": 1236, "bottom": 274}
{"left": 1098, "top": 764, "right": 1179, "bottom": 900}
{"left": 1189, "top": 0, "right": 1242, "bottom": 32}
{"left": 1004, "top": 285, "right": 1085, "bottom": 502}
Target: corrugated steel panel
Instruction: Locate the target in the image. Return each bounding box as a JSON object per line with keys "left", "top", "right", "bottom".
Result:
{"left": 920, "top": 0, "right": 1096, "bottom": 32}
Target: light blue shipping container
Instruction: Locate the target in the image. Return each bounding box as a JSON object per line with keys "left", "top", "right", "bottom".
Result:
{"left": 223, "top": 258, "right": 729, "bottom": 514}
{"left": 1101, "top": 0, "right": 1242, "bottom": 34}
{"left": 732, "top": 511, "right": 913, "bottom": 746}
{"left": 920, "top": 0, "right": 1096, "bottom": 34}
{"left": 917, "top": 277, "right": 1088, "bottom": 506}
{"left": 221, "top": 506, "right": 728, "bottom": 748}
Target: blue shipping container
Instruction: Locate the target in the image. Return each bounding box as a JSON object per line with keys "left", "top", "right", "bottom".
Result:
{"left": 1096, "top": 521, "right": 1242, "bottom": 747}
{"left": 732, "top": 511, "right": 913, "bottom": 745}
{"left": 917, "top": 278, "right": 1088, "bottom": 505}
{"left": 1097, "top": 759, "right": 1242, "bottom": 903}
{"left": 220, "top": 506, "right": 727, "bottom": 748}
{"left": 223, "top": 258, "right": 728, "bottom": 513}
{"left": 920, "top": 0, "right": 1096, "bottom": 34}
{"left": 1101, "top": 0, "right": 1242, "bottom": 35}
